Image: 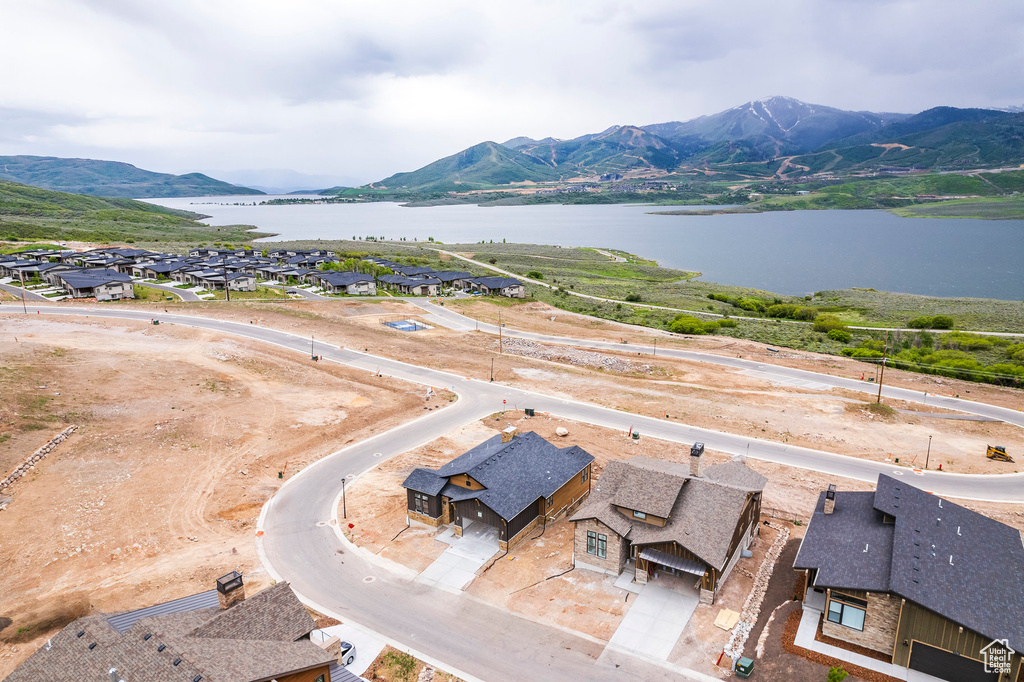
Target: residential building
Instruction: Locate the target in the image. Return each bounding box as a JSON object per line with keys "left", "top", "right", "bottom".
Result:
{"left": 315, "top": 271, "right": 377, "bottom": 295}
{"left": 569, "top": 446, "right": 765, "bottom": 604}
{"left": 54, "top": 269, "right": 135, "bottom": 300}
{"left": 5, "top": 573, "right": 338, "bottom": 682}
{"left": 402, "top": 429, "right": 594, "bottom": 551}
{"left": 469, "top": 276, "right": 525, "bottom": 298}
{"left": 794, "top": 475, "right": 1024, "bottom": 682}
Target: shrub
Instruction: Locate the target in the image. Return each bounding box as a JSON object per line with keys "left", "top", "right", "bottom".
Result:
{"left": 625, "top": 293, "right": 642, "bottom": 302}
{"left": 841, "top": 348, "right": 883, "bottom": 358}
{"left": 526, "top": 270, "right": 543, "bottom": 280}
{"left": 941, "top": 332, "right": 992, "bottom": 351}
{"left": 718, "top": 318, "right": 738, "bottom": 328}
{"left": 907, "top": 316, "right": 933, "bottom": 329}
{"left": 859, "top": 339, "right": 885, "bottom": 352}
{"left": 813, "top": 314, "right": 848, "bottom": 333}
{"left": 669, "top": 314, "right": 714, "bottom": 334}
{"left": 932, "top": 315, "right": 954, "bottom": 329}
{"left": 827, "top": 329, "right": 852, "bottom": 343}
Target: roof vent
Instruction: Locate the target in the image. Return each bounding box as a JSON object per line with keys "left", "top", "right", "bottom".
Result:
{"left": 89, "top": 642, "right": 97, "bottom": 650}
{"left": 77, "top": 631, "right": 85, "bottom": 638}
{"left": 174, "top": 658, "right": 182, "bottom": 666}
{"left": 144, "top": 633, "right": 152, "bottom": 641}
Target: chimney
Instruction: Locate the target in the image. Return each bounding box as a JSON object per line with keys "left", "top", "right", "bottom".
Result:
{"left": 216, "top": 571, "right": 244, "bottom": 609}
{"left": 824, "top": 484, "right": 837, "bottom": 514}
{"left": 689, "top": 443, "right": 704, "bottom": 477}
{"left": 501, "top": 425, "right": 517, "bottom": 444}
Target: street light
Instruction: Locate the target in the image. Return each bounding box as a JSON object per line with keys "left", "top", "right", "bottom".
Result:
{"left": 341, "top": 477, "right": 347, "bottom": 519}
{"left": 925, "top": 435, "right": 932, "bottom": 470}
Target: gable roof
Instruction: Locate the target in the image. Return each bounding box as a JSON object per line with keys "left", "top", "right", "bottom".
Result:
{"left": 317, "top": 271, "right": 374, "bottom": 286}
{"left": 405, "top": 432, "right": 594, "bottom": 520}
{"left": 5, "top": 582, "right": 334, "bottom": 682}
{"left": 795, "top": 474, "right": 1024, "bottom": 651}
{"left": 570, "top": 456, "right": 765, "bottom": 570}
{"left": 56, "top": 268, "right": 131, "bottom": 288}
{"left": 402, "top": 467, "right": 447, "bottom": 496}
{"left": 473, "top": 276, "right": 522, "bottom": 289}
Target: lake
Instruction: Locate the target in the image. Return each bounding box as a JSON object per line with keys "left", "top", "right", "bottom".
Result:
{"left": 147, "top": 196, "right": 1024, "bottom": 300}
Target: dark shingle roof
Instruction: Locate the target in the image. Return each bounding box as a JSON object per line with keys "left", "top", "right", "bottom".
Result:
{"left": 423, "top": 432, "right": 594, "bottom": 520}
{"left": 401, "top": 467, "right": 447, "bottom": 496}
{"left": 794, "top": 474, "right": 1024, "bottom": 651}
{"left": 190, "top": 581, "right": 315, "bottom": 641}
{"left": 430, "top": 271, "right": 472, "bottom": 283}
{"left": 56, "top": 268, "right": 131, "bottom": 288}
{"left": 473, "top": 276, "right": 521, "bottom": 289}
{"left": 317, "top": 271, "right": 374, "bottom": 286}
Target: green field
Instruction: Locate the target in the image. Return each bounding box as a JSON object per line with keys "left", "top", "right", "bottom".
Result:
{"left": 892, "top": 196, "right": 1024, "bottom": 219}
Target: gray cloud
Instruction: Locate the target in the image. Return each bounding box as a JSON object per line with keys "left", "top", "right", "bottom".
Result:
{"left": 0, "top": 0, "right": 1022, "bottom": 184}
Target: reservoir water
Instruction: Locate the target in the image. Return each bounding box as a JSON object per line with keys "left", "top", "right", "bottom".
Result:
{"left": 147, "top": 196, "right": 1024, "bottom": 300}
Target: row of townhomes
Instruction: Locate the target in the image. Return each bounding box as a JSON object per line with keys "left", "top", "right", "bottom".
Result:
{"left": 402, "top": 429, "right": 1023, "bottom": 682}
{"left": 0, "top": 246, "right": 525, "bottom": 300}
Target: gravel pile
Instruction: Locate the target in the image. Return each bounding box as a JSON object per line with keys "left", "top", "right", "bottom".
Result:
{"left": 498, "top": 338, "right": 651, "bottom": 373}
{"left": 723, "top": 521, "right": 791, "bottom": 661}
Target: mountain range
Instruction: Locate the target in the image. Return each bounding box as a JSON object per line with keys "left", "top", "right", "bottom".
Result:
{"left": 0, "top": 156, "right": 263, "bottom": 198}
{"left": 365, "top": 96, "right": 1024, "bottom": 191}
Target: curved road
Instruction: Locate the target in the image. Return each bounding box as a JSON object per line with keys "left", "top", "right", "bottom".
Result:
{"left": 3, "top": 306, "right": 1022, "bottom": 681}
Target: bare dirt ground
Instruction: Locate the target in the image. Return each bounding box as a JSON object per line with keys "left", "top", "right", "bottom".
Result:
{"left": 1, "top": 296, "right": 1021, "bottom": 676}
{"left": 0, "top": 316, "right": 432, "bottom": 676}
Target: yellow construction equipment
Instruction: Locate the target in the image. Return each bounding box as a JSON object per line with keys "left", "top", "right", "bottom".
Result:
{"left": 987, "top": 445, "right": 1014, "bottom": 462}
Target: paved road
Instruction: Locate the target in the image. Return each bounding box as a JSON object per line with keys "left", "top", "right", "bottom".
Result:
{"left": 5, "top": 305, "right": 1022, "bottom": 682}
{"left": 133, "top": 281, "right": 201, "bottom": 301}
{"left": 411, "top": 300, "right": 1024, "bottom": 434}
{"left": 0, "top": 282, "right": 49, "bottom": 302}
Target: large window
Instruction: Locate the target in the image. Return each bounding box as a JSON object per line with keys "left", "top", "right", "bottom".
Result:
{"left": 827, "top": 594, "right": 867, "bottom": 631}
{"left": 633, "top": 510, "right": 647, "bottom": 520}
{"left": 413, "top": 492, "right": 430, "bottom": 515}
{"left": 587, "top": 530, "right": 607, "bottom": 559}
{"left": 581, "top": 468, "right": 589, "bottom": 483}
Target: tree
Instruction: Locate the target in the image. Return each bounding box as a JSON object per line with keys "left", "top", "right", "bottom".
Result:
{"left": 827, "top": 667, "right": 848, "bottom": 682}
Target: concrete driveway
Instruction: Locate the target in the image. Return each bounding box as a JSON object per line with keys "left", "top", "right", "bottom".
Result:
{"left": 312, "top": 623, "right": 386, "bottom": 677}
{"left": 607, "top": 579, "right": 700, "bottom": 661}
{"left": 416, "top": 521, "right": 499, "bottom": 592}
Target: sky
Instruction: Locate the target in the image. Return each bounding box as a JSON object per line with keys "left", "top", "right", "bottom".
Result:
{"left": 3, "top": 0, "right": 1024, "bottom": 189}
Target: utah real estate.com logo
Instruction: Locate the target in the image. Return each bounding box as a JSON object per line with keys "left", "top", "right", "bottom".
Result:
{"left": 980, "top": 639, "right": 1014, "bottom": 675}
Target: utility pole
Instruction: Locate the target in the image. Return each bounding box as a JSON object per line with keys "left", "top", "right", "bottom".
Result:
{"left": 19, "top": 270, "right": 27, "bottom": 314}
{"left": 490, "top": 358, "right": 494, "bottom": 382}
{"left": 653, "top": 337, "right": 657, "bottom": 357}
{"left": 310, "top": 334, "right": 315, "bottom": 359}
{"left": 498, "top": 310, "right": 503, "bottom": 355}
{"left": 223, "top": 261, "right": 231, "bottom": 302}
{"left": 876, "top": 331, "right": 889, "bottom": 404}
{"left": 925, "top": 435, "right": 932, "bottom": 469}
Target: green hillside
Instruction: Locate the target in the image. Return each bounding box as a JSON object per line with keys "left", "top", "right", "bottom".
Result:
{"left": 0, "top": 179, "right": 268, "bottom": 243}
{"left": 0, "top": 156, "right": 264, "bottom": 198}
{"left": 375, "top": 142, "right": 562, "bottom": 190}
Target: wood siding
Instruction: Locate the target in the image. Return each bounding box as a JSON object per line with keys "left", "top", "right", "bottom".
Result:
{"left": 822, "top": 590, "right": 901, "bottom": 655}
{"left": 450, "top": 474, "right": 485, "bottom": 490}
{"left": 547, "top": 465, "right": 591, "bottom": 520}
{"left": 454, "top": 498, "right": 505, "bottom": 533}
{"left": 613, "top": 505, "right": 667, "bottom": 527}
{"left": 276, "top": 665, "right": 332, "bottom": 682}
{"left": 724, "top": 493, "right": 761, "bottom": 568}
{"left": 406, "top": 489, "right": 441, "bottom": 518}
{"left": 893, "top": 600, "right": 1023, "bottom": 680}
{"left": 634, "top": 541, "right": 715, "bottom": 591}
{"left": 505, "top": 500, "right": 541, "bottom": 542}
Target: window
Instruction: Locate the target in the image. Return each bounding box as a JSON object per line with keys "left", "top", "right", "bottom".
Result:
{"left": 315, "top": 675, "right": 325, "bottom": 682}
{"left": 546, "top": 496, "right": 553, "bottom": 508}
{"left": 633, "top": 510, "right": 647, "bottom": 520}
{"left": 827, "top": 594, "right": 866, "bottom": 631}
{"left": 586, "top": 531, "right": 607, "bottom": 559}
{"left": 413, "top": 493, "right": 430, "bottom": 514}
{"left": 581, "top": 468, "right": 589, "bottom": 483}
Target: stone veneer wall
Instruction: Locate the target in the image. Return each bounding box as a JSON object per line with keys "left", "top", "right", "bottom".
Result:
{"left": 822, "top": 591, "right": 901, "bottom": 655}
{"left": 407, "top": 509, "right": 442, "bottom": 527}
{"left": 0, "top": 426, "right": 77, "bottom": 506}
{"left": 573, "top": 519, "right": 624, "bottom": 574}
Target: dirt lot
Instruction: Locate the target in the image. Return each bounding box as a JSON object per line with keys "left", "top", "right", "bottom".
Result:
{"left": 1, "top": 296, "right": 1021, "bottom": 676}
{"left": 0, "top": 316, "right": 432, "bottom": 676}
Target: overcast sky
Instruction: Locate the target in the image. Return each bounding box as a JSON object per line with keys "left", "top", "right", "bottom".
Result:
{"left": 3, "top": 0, "right": 1023, "bottom": 188}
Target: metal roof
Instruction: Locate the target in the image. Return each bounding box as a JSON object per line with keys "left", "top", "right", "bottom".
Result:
{"left": 106, "top": 589, "right": 218, "bottom": 634}
{"left": 639, "top": 547, "right": 706, "bottom": 576}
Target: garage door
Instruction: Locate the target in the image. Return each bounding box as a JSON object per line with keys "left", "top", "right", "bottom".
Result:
{"left": 909, "top": 642, "right": 999, "bottom": 682}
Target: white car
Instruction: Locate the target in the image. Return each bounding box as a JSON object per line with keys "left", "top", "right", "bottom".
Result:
{"left": 339, "top": 640, "right": 356, "bottom": 667}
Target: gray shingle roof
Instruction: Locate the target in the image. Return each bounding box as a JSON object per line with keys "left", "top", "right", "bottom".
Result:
{"left": 56, "top": 268, "right": 131, "bottom": 288}
{"left": 4, "top": 582, "right": 334, "bottom": 682}
{"left": 473, "top": 276, "right": 521, "bottom": 289}
{"left": 410, "top": 432, "right": 594, "bottom": 521}
{"left": 794, "top": 474, "right": 1024, "bottom": 651}
{"left": 402, "top": 467, "right": 447, "bottom": 496}
{"left": 571, "top": 456, "right": 764, "bottom": 570}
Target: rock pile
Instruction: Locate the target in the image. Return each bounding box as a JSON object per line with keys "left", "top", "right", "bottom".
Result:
{"left": 723, "top": 521, "right": 791, "bottom": 661}
{"left": 498, "top": 338, "right": 650, "bottom": 373}
{"left": 0, "top": 426, "right": 77, "bottom": 508}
